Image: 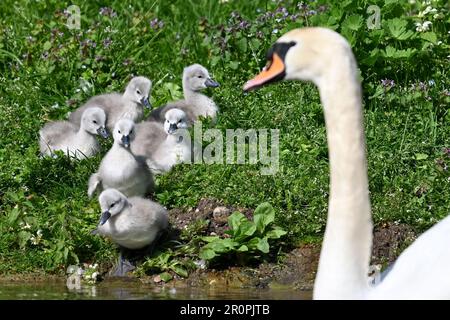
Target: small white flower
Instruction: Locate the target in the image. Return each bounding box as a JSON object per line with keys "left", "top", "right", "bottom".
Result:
{"left": 91, "top": 272, "right": 98, "bottom": 279}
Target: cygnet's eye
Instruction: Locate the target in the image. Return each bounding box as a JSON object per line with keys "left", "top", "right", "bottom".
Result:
{"left": 178, "top": 120, "right": 182, "bottom": 124}
{"left": 118, "top": 130, "right": 121, "bottom": 134}
{"left": 93, "top": 120, "right": 97, "bottom": 124}
{"left": 166, "top": 120, "right": 169, "bottom": 123}
{"left": 130, "top": 130, "right": 133, "bottom": 134}
{"left": 136, "top": 89, "right": 141, "bottom": 95}
{"left": 110, "top": 203, "right": 115, "bottom": 208}
{"left": 197, "top": 75, "right": 203, "bottom": 78}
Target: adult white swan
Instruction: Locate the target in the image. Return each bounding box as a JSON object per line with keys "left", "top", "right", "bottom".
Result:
{"left": 244, "top": 27, "right": 450, "bottom": 299}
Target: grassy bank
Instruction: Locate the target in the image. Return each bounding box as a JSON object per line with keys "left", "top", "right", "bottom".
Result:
{"left": 0, "top": 0, "right": 449, "bottom": 275}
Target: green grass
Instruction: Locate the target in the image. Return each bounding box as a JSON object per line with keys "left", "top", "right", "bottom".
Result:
{"left": 0, "top": 0, "right": 449, "bottom": 273}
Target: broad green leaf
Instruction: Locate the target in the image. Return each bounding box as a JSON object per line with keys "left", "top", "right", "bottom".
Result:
{"left": 237, "top": 38, "right": 247, "bottom": 53}
{"left": 266, "top": 228, "right": 287, "bottom": 239}
{"left": 254, "top": 202, "right": 275, "bottom": 234}
{"left": 386, "top": 18, "right": 413, "bottom": 40}
{"left": 228, "top": 61, "right": 239, "bottom": 70}
{"left": 256, "top": 238, "right": 270, "bottom": 253}
{"left": 43, "top": 41, "right": 51, "bottom": 51}
{"left": 234, "top": 221, "right": 256, "bottom": 241}
{"left": 237, "top": 245, "right": 248, "bottom": 252}
{"left": 159, "top": 272, "right": 173, "bottom": 282}
{"left": 199, "top": 248, "right": 216, "bottom": 260}
{"left": 170, "top": 265, "right": 188, "bottom": 278}
{"left": 420, "top": 32, "right": 437, "bottom": 44}
{"left": 342, "top": 14, "right": 363, "bottom": 31}
{"left": 7, "top": 206, "right": 20, "bottom": 224}
{"left": 201, "top": 236, "right": 220, "bottom": 243}
{"left": 228, "top": 211, "right": 246, "bottom": 232}
{"left": 18, "top": 231, "right": 31, "bottom": 248}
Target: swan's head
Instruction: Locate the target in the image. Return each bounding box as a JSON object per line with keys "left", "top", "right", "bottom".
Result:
{"left": 183, "top": 64, "right": 219, "bottom": 92}
{"left": 125, "top": 76, "right": 152, "bottom": 108}
{"left": 164, "top": 108, "right": 188, "bottom": 135}
{"left": 98, "top": 189, "right": 128, "bottom": 225}
{"left": 113, "top": 119, "right": 135, "bottom": 148}
{"left": 243, "top": 27, "right": 351, "bottom": 90}
{"left": 80, "top": 107, "right": 109, "bottom": 138}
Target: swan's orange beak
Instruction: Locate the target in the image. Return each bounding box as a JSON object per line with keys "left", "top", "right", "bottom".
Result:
{"left": 243, "top": 53, "right": 285, "bottom": 91}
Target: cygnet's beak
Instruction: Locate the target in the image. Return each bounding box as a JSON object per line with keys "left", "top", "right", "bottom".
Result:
{"left": 97, "top": 126, "right": 109, "bottom": 139}
{"left": 168, "top": 123, "right": 178, "bottom": 134}
{"left": 205, "top": 78, "right": 220, "bottom": 88}
{"left": 141, "top": 96, "right": 152, "bottom": 109}
{"left": 99, "top": 211, "right": 111, "bottom": 225}
{"left": 121, "top": 135, "right": 130, "bottom": 148}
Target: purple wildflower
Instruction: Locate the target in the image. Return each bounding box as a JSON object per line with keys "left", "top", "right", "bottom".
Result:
{"left": 443, "top": 147, "right": 450, "bottom": 156}
{"left": 150, "top": 18, "right": 164, "bottom": 30}
{"left": 99, "top": 7, "right": 117, "bottom": 18}
{"left": 102, "top": 38, "right": 112, "bottom": 48}
{"left": 123, "top": 58, "right": 132, "bottom": 66}
{"left": 66, "top": 99, "right": 78, "bottom": 107}
{"left": 381, "top": 79, "right": 395, "bottom": 88}
{"left": 276, "top": 7, "right": 289, "bottom": 19}
{"left": 318, "top": 5, "right": 328, "bottom": 13}
{"left": 237, "top": 20, "right": 250, "bottom": 30}
{"left": 418, "top": 81, "right": 428, "bottom": 91}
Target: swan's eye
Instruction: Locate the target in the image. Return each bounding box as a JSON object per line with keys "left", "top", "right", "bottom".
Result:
{"left": 130, "top": 130, "right": 133, "bottom": 134}
{"left": 110, "top": 203, "right": 115, "bottom": 208}
{"left": 136, "top": 89, "right": 141, "bottom": 95}
{"left": 197, "top": 75, "right": 203, "bottom": 78}
{"left": 178, "top": 120, "right": 182, "bottom": 123}
{"left": 93, "top": 120, "right": 97, "bottom": 124}
{"left": 166, "top": 120, "right": 169, "bottom": 123}
{"left": 118, "top": 130, "right": 121, "bottom": 134}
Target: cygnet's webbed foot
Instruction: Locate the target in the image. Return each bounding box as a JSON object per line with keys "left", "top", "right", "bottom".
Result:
{"left": 109, "top": 251, "right": 136, "bottom": 277}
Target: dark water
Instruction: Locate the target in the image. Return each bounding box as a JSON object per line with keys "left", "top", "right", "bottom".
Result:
{"left": 0, "top": 279, "right": 312, "bottom": 300}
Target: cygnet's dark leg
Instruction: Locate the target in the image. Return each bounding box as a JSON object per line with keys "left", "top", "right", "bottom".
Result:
{"left": 110, "top": 247, "right": 137, "bottom": 277}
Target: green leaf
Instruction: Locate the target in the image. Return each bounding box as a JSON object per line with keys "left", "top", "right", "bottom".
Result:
{"left": 415, "top": 153, "right": 428, "bottom": 160}
{"left": 385, "top": 18, "right": 413, "bottom": 40}
{"left": 420, "top": 32, "right": 437, "bottom": 44}
{"left": 250, "top": 38, "right": 260, "bottom": 50}
{"left": 266, "top": 228, "right": 287, "bottom": 239}
{"left": 234, "top": 221, "right": 256, "bottom": 241}
{"left": 228, "top": 211, "right": 246, "bottom": 232}
{"left": 237, "top": 245, "right": 248, "bottom": 252}
{"left": 228, "top": 61, "right": 239, "bottom": 70}
{"left": 246, "top": 237, "right": 270, "bottom": 253}
{"left": 199, "top": 248, "right": 216, "bottom": 260}
{"left": 342, "top": 14, "right": 363, "bottom": 31}
{"left": 256, "top": 238, "right": 270, "bottom": 253}
{"left": 201, "top": 236, "right": 220, "bottom": 243}
{"left": 254, "top": 202, "right": 275, "bottom": 234}
{"left": 211, "top": 56, "right": 221, "bottom": 67}
{"left": 18, "top": 231, "right": 31, "bottom": 248}
{"left": 43, "top": 41, "right": 51, "bottom": 51}
{"left": 237, "top": 38, "right": 247, "bottom": 53}
{"left": 170, "top": 265, "right": 188, "bottom": 278}
{"left": 7, "top": 206, "right": 20, "bottom": 224}
{"left": 159, "top": 272, "right": 173, "bottom": 282}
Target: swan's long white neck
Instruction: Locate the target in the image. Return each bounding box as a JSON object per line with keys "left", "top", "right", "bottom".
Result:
{"left": 313, "top": 49, "right": 372, "bottom": 299}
